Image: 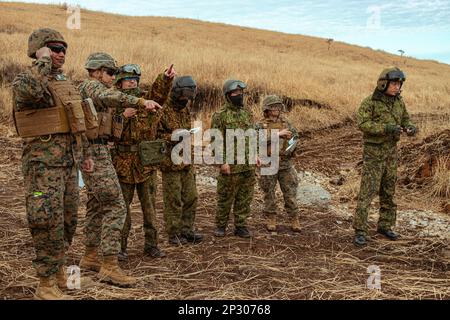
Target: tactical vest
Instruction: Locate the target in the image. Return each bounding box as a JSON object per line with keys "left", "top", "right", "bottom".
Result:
{"left": 14, "top": 74, "right": 97, "bottom": 138}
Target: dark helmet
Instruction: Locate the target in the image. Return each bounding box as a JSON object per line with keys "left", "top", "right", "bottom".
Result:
{"left": 262, "top": 95, "right": 284, "bottom": 112}
{"left": 377, "top": 67, "right": 406, "bottom": 92}
{"left": 114, "top": 64, "right": 141, "bottom": 85}
{"left": 223, "top": 79, "right": 247, "bottom": 96}
{"left": 171, "top": 76, "right": 197, "bottom": 100}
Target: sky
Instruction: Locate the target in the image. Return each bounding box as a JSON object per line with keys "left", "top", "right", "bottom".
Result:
{"left": 5, "top": 0, "right": 450, "bottom": 64}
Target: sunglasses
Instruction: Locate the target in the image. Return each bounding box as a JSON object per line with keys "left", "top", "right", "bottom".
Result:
{"left": 103, "top": 67, "right": 117, "bottom": 76}
{"left": 47, "top": 44, "right": 66, "bottom": 54}
{"left": 119, "top": 64, "right": 141, "bottom": 76}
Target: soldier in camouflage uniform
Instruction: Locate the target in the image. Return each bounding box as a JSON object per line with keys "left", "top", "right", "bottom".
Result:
{"left": 211, "top": 80, "right": 256, "bottom": 238}
{"left": 78, "top": 53, "right": 161, "bottom": 286}
{"left": 256, "top": 95, "right": 301, "bottom": 232}
{"left": 112, "top": 63, "right": 175, "bottom": 259}
{"left": 354, "top": 67, "right": 417, "bottom": 246}
{"left": 157, "top": 76, "right": 203, "bottom": 245}
{"left": 12, "top": 28, "right": 94, "bottom": 299}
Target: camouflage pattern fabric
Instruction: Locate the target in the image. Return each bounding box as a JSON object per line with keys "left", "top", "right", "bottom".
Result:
{"left": 113, "top": 73, "right": 172, "bottom": 184}
{"left": 259, "top": 165, "right": 299, "bottom": 217}
{"left": 354, "top": 89, "right": 416, "bottom": 235}
{"left": 162, "top": 167, "right": 198, "bottom": 237}
{"left": 12, "top": 56, "right": 86, "bottom": 277}
{"left": 216, "top": 170, "right": 256, "bottom": 228}
{"left": 79, "top": 78, "right": 145, "bottom": 256}
{"left": 157, "top": 98, "right": 199, "bottom": 236}
{"left": 81, "top": 145, "right": 125, "bottom": 255}
{"left": 120, "top": 176, "right": 158, "bottom": 251}
{"left": 210, "top": 101, "right": 256, "bottom": 174}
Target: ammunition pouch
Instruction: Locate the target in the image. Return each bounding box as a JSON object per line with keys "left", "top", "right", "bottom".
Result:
{"left": 112, "top": 114, "right": 124, "bottom": 139}
{"left": 138, "top": 139, "right": 167, "bottom": 166}
{"left": 97, "top": 109, "right": 113, "bottom": 138}
{"left": 82, "top": 98, "right": 99, "bottom": 140}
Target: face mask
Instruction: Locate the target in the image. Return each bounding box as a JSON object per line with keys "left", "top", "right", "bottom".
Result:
{"left": 229, "top": 94, "right": 244, "bottom": 107}
{"left": 174, "top": 98, "right": 189, "bottom": 109}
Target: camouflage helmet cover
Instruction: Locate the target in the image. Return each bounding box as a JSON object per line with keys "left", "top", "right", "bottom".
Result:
{"left": 377, "top": 66, "right": 406, "bottom": 92}
{"left": 262, "top": 95, "right": 284, "bottom": 111}
{"left": 84, "top": 52, "right": 118, "bottom": 71}
{"left": 27, "top": 28, "right": 67, "bottom": 58}
{"left": 223, "top": 79, "right": 247, "bottom": 96}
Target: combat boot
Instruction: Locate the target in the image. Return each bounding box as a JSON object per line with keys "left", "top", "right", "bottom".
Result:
{"left": 266, "top": 215, "right": 277, "bottom": 231}
{"left": 79, "top": 246, "right": 102, "bottom": 272}
{"left": 98, "top": 255, "right": 137, "bottom": 287}
{"left": 291, "top": 216, "right": 301, "bottom": 232}
{"left": 56, "top": 266, "right": 95, "bottom": 290}
{"left": 35, "top": 275, "right": 73, "bottom": 300}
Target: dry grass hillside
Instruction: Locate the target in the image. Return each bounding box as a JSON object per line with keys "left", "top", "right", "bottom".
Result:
{"left": 0, "top": 2, "right": 448, "bottom": 300}
{"left": 0, "top": 1, "right": 450, "bottom": 135}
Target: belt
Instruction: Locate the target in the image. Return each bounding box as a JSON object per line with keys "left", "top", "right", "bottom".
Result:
{"left": 89, "top": 137, "right": 109, "bottom": 145}
{"left": 116, "top": 144, "right": 139, "bottom": 152}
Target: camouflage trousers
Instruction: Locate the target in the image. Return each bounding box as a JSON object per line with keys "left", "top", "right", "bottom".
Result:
{"left": 259, "top": 165, "right": 299, "bottom": 217}
{"left": 216, "top": 170, "right": 256, "bottom": 228}
{"left": 120, "top": 170, "right": 158, "bottom": 252}
{"left": 161, "top": 167, "right": 198, "bottom": 237}
{"left": 23, "top": 162, "right": 79, "bottom": 277}
{"left": 81, "top": 144, "right": 126, "bottom": 256}
{"left": 354, "top": 143, "right": 398, "bottom": 236}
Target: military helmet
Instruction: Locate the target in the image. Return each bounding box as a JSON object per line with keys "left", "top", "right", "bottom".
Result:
{"left": 223, "top": 79, "right": 247, "bottom": 96}
{"left": 114, "top": 64, "right": 141, "bottom": 85}
{"left": 84, "top": 52, "right": 118, "bottom": 71}
{"left": 27, "top": 28, "right": 67, "bottom": 58}
{"left": 262, "top": 95, "right": 284, "bottom": 112}
{"left": 171, "top": 75, "right": 197, "bottom": 100}
{"left": 377, "top": 67, "right": 406, "bottom": 92}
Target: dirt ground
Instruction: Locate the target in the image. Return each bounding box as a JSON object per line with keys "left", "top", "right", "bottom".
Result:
{"left": 0, "top": 123, "right": 448, "bottom": 300}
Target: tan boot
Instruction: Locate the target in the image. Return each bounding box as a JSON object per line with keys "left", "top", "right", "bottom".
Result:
{"left": 56, "top": 266, "right": 95, "bottom": 290}
{"left": 79, "top": 246, "right": 102, "bottom": 272}
{"left": 291, "top": 216, "right": 301, "bottom": 232}
{"left": 35, "top": 275, "right": 73, "bottom": 300}
{"left": 266, "top": 215, "right": 277, "bottom": 231}
{"left": 98, "top": 255, "right": 137, "bottom": 287}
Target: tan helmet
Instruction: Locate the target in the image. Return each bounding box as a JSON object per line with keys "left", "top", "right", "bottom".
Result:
{"left": 84, "top": 52, "right": 118, "bottom": 71}
{"left": 27, "top": 28, "right": 67, "bottom": 58}
{"left": 262, "top": 95, "right": 284, "bottom": 112}
{"left": 376, "top": 67, "right": 406, "bottom": 92}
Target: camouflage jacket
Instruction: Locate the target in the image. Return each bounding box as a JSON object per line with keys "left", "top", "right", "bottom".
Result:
{"left": 157, "top": 97, "right": 193, "bottom": 172}
{"left": 210, "top": 101, "right": 256, "bottom": 174}
{"left": 78, "top": 78, "right": 144, "bottom": 113}
{"left": 12, "top": 56, "right": 89, "bottom": 170}
{"left": 357, "top": 90, "right": 415, "bottom": 145}
{"left": 255, "top": 115, "right": 299, "bottom": 170}
{"left": 112, "top": 73, "right": 173, "bottom": 184}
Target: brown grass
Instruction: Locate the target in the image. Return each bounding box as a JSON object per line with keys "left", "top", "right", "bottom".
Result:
{"left": 0, "top": 1, "right": 450, "bottom": 132}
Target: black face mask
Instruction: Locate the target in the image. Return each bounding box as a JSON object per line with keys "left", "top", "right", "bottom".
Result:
{"left": 229, "top": 94, "right": 244, "bottom": 107}
{"left": 174, "top": 98, "right": 189, "bottom": 109}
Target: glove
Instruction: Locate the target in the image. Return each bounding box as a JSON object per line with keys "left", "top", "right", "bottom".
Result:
{"left": 384, "top": 124, "right": 402, "bottom": 135}
{"left": 405, "top": 125, "right": 417, "bottom": 136}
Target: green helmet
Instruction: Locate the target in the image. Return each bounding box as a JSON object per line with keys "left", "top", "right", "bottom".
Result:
{"left": 27, "top": 28, "right": 67, "bottom": 58}
{"left": 376, "top": 67, "right": 406, "bottom": 92}
{"left": 84, "top": 52, "right": 118, "bottom": 71}
{"left": 171, "top": 75, "right": 197, "bottom": 100}
{"left": 262, "top": 95, "right": 284, "bottom": 112}
{"left": 223, "top": 79, "right": 247, "bottom": 96}
{"left": 114, "top": 64, "right": 141, "bottom": 85}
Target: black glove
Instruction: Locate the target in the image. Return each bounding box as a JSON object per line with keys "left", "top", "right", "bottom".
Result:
{"left": 384, "top": 124, "right": 402, "bottom": 135}
{"left": 405, "top": 125, "right": 417, "bottom": 136}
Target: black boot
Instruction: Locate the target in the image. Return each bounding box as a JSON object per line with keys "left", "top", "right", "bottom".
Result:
{"left": 181, "top": 231, "right": 203, "bottom": 243}
{"left": 168, "top": 235, "right": 188, "bottom": 245}
{"left": 377, "top": 229, "right": 399, "bottom": 240}
{"left": 234, "top": 227, "right": 251, "bottom": 238}
{"left": 354, "top": 234, "right": 366, "bottom": 246}
{"left": 144, "top": 246, "right": 166, "bottom": 258}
